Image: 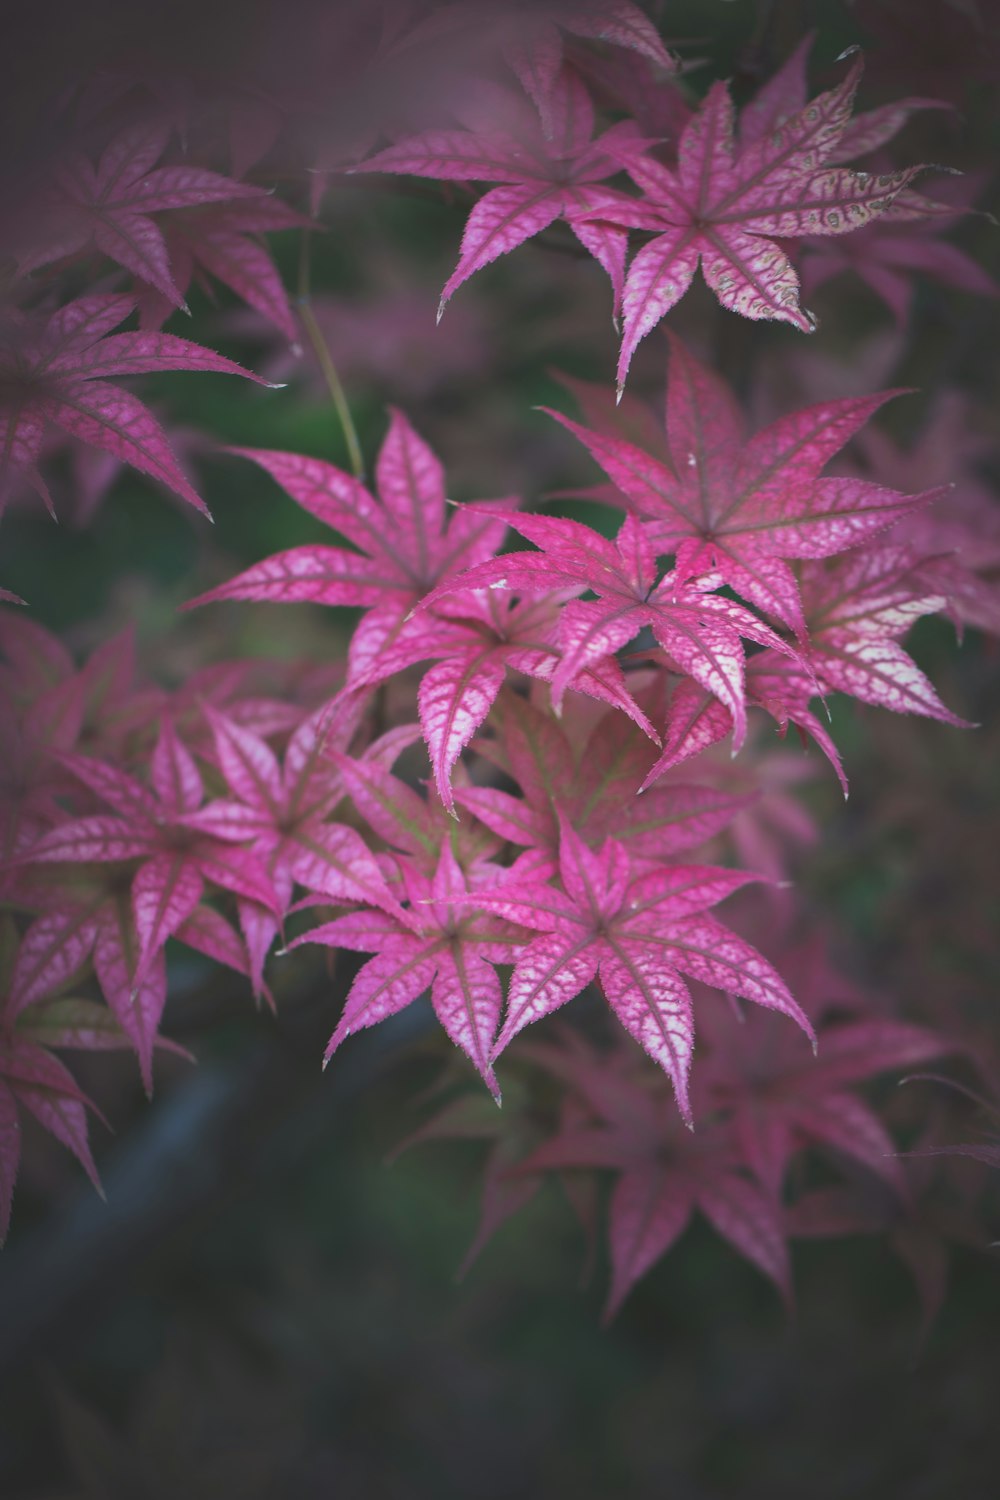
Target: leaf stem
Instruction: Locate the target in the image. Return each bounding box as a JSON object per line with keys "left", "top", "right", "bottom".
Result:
{"left": 297, "top": 230, "right": 365, "bottom": 481}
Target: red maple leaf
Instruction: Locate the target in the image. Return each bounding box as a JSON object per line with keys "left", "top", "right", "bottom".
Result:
{"left": 186, "top": 409, "right": 514, "bottom": 680}
{"left": 15, "top": 721, "right": 282, "bottom": 1087}
{"left": 0, "top": 919, "right": 107, "bottom": 1243}
{"left": 456, "top": 690, "right": 752, "bottom": 863}
{"left": 579, "top": 54, "right": 930, "bottom": 390}
{"left": 353, "top": 65, "right": 650, "bottom": 319}
{"left": 428, "top": 508, "right": 799, "bottom": 750}
{"left": 701, "top": 999, "right": 954, "bottom": 1198}
{"left": 513, "top": 1031, "right": 793, "bottom": 1317}
{"left": 329, "top": 739, "right": 504, "bottom": 880}
{"left": 0, "top": 294, "right": 270, "bottom": 517}
{"left": 466, "top": 818, "right": 813, "bottom": 1120}
{"left": 859, "top": 393, "right": 1000, "bottom": 639}
{"left": 181, "top": 700, "right": 407, "bottom": 997}
{"left": 799, "top": 546, "right": 971, "bottom": 723}
{"left": 347, "top": 587, "right": 657, "bottom": 812}
{"left": 14, "top": 121, "right": 273, "bottom": 308}
{"left": 544, "top": 333, "right": 938, "bottom": 635}
{"left": 135, "top": 196, "right": 312, "bottom": 339}
{"left": 492, "top": 0, "right": 676, "bottom": 127}
{"left": 0, "top": 911, "right": 192, "bottom": 1241}
{"left": 291, "top": 844, "right": 533, "bottom": 1100}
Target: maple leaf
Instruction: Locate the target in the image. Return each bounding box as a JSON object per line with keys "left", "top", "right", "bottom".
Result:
{"left": 429, "top": 508, "right": 798, "bottom": 749}
{"left": 0, "top": 918, "right": 108, "bottom": 1243}
{"left": 379, "top": 1, "right": 675, "bottom": 140}
{"left": 0, "top": 1029, "right": 103, "bottom": 1247}
{"left": 799, "top": 546, "right": 971, "bottom": 723}
{"left": 495, "top": 0, "right": 675, "bottom": 119}
{"left": 180, "top": 700, "right": 405, "bottom": 997}
{"left": 643, "top": 540, "right": 972, "bottom": 777}
{"left": 655, "top": 735, "right": 823, "bottom": 886}
{"left": 623, "top": 643, "right": 846, "bottom": 794}
{"left": 135, "top": 196, "right": 312, "bottom": 339}
{"left": 579, "top": 54, "right": 930, "bottom": 391}
{"left": 701, "top": 999, "right": 954, "bottom": 1199}
{"left": 545, "top": 333, "right": 937, "bottom": 634}
{"left": 457, "top": 690, "right": 752, "bottom": 863}
{"left": 466, "top": 818, "right": 813, "bottom": 1120}
{"left": 331, "top": 742, "right": 503, "bottom": 880}
{"left": 14, "top": 720, "right": 282, "bottom": 1087}
{"left": 349, "top": 587, "right": 657, "bottom": 812}
{"left": 859, "top": 393, "right": 1000, "bottom": 638}
{"left": 1, "top": 641, "right": 87, "bottom": 860}
{"left": 737, "top": 30, "right": 953, "bottom": 161}
{"left": 800, "top": 208, "right": 999, "bottom": 325}
{"left": 291, "top": 844, "right": 532, "bottom": 1099}
{"left": 185, "top": 409, "right": 514, "bottom": 679}
{"left": 570, "top": 37, "right": 693, "bottom": 146}
{"left": 352, "top": 66, "right": 650, "bottom": 318}
{"left": 743, "top": 651, "right": 848, "bottom": 792}
{"left": 13, "top": 121, "right": 274, "bottom": 309}
{"left": 0, "top": 294, "right": 271, "bottom": 517}
{"left": 514, "top": 1031, "right": 792, "bottom": 1317}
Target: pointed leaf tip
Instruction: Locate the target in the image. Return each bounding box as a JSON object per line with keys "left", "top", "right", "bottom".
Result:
{"left": 836, "top": 44, "right": 862, "bottom": 60}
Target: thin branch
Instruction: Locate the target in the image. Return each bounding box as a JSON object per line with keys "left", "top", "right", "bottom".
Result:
{"left": 297, "top": 229, "right": 366, "bottom": 481}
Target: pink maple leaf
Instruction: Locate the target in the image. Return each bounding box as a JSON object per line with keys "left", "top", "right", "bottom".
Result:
{"left": 352, "top": 65, "right": 650, "bottom": 319}
{"left": 580, "top": 54, "right": 931, "bottom": 391}
{"left": 466, "top": 818, "right": 814, "bottom": 1120}
{"left": 800, "top": 209, "right": 998, "bottom": 325}
{"left": 185, "top": 409, "right": 514, "bottom": 679}
{"left": 330, "top": 743, "right": 504, "bottom": 879}
{"left": 737, "top": 31, "right": 953, "bottom": 160}
{"left": 859, "top": 393, "right": 1000, "bottom": 638}
{"left": 380, "top": 1, "right": 675, "bottom": 140}
{"left": 0, "top": 638, "right": 89, "bottom": 859}
{"left": 618, "top": 644, "right": 846, "bottom": 795}
{"left": 457, "top": 690, "right": 752, "bottom": 863}
{"left": 0, "top": 920, "right": 103, "bottom": 1242}
{"left": 799, "top": 546, "right": 971, "bottom": 723}
{"left": 514, "top": 1031, "right": 793, "bottom": 1317}
{"left": 0, "top": 914, "right": 191, "bottom": 1241}
{"left": 14, "top": 121, "right": 273, "bottom": 309}
{"left": 348, "top": 587, "right": 657, "bottom": 812}
{"left": 0, "top": 294, "right": 271, "bottom": 517}
{"left": 180, "top": 700, "right": 406, "bottom": 997}
{"left": 15, "top": 720, "right": 282, "bottom": 1088}
{"left": 0, "top": 1027, "right": 103, "bottom": 1246}
{"left": 545, "top": 333, "right": 937, "bottom": 634}
{"left": 292, "top": 844, "right": 532, "bottom": 1100}
{"left": 135, "top": 196, "right": 312, "bottom": 339}
{"left": 493, "top": 0, "right": 675, "bottom": 135}
{"left": 702, "top": 999, "right": 954, "bottom": 1198}
{"left": 428, "top": 508, "right": 799, "bottom": 750}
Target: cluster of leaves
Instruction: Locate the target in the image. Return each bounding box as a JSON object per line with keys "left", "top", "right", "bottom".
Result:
{"left": 0, "top": 0, "right": 996, "bottom": 1319}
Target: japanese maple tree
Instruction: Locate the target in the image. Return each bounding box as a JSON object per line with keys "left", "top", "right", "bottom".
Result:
{"left": 0, "top": 0, "right": 995, "bottom": 1365}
